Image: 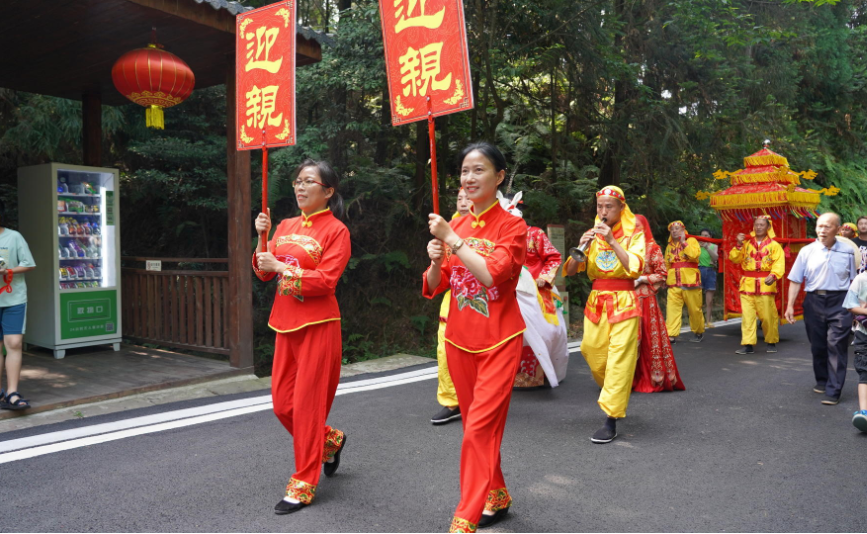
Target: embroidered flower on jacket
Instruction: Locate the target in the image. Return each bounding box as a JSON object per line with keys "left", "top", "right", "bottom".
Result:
{"left": 277, "top": 255, "right": 304, "bottom": 301}
{"left": 450, "top": 265, "right": 499, "bottom": 318}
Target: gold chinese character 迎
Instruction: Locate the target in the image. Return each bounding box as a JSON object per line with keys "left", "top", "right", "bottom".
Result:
{"left": 245, "top": 26, "right": 283, "bottom": 73}
{"left": 246, "top": 85, "right": 284, "bottom": 129}
{"left": 399, "top": 42, "right": 452, "bottom": 97}
{"left": 394, "top": 0, "right": 445, "bottom": 33}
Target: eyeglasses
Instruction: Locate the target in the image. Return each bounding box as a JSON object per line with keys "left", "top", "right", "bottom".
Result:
{"left": 293, "top": 179, "right": 327, "bottom": 189}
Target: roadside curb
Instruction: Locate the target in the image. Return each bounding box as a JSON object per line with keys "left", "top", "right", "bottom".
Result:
{"left": 0, "top": 353, "right": 434, "bottom": 434}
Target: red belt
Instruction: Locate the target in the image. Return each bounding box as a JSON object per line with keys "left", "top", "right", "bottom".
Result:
{"left": 741, "top": 271, "right": 772, "bottom": 278}
{"left": 592, "top": 279, "right": 635, "bottom": 292}
{"left": 671, "top": 262, "right": 698, "bottom": 269}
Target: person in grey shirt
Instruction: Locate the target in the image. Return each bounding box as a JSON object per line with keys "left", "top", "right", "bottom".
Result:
{"left": 785, "top": 212, "right": 857, "bottom": 405}
{"left": 0, "top": 200, "right": 36, "bottom": 410}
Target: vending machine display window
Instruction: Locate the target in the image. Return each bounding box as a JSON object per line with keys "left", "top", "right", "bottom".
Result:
{"left": 18, "top": 163, "right": 122, "bottom": 359}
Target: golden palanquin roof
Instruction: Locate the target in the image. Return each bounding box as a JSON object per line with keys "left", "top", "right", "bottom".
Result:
{"left": 699, "top": 146, "right": 837, "bottom": 212}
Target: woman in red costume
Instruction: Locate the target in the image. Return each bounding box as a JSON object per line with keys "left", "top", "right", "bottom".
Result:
{"left": 500, "top": 192, "right": 568, "bottom": 388}
{"left": 424, "top": 142, "right": 527, "bottom": 533}
{"left": 253, "top": 159, "right": 351, "bottom": 515}
{"left": 632, "top": 214, "right": 686, "bottom": 393}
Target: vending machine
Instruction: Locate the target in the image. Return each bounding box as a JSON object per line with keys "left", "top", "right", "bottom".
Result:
{"left": 18, "top": 163, "right": 122, "bottom": 359}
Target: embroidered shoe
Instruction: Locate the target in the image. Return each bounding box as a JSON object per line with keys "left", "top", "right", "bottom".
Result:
{"left": 283, "top": 478, "right": 316, "bottom": 508}
{"left": 480, "top": 488, "right": 512, "bottom": 528}
{"left": 478, "top": 507, "right": 510, "bottom": 529}
{"left": 853, "top": 410, "right": 867, "bottom": 432}
{"left": 323, "top": 431, "right": 346, "bottom": 478}
{"left": 766, "top": 343, "right": 777, "bottom": 353}
{"left": 274, "top": 499, "right": 306, "bottom": 515}
{"left": 735, "top": 345, "right": 754, "bottom": 355}
{"left": 431, "top": 405, "right": 461, "bottom": 425}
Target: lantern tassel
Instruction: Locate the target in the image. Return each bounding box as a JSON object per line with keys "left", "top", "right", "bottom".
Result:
{"left": 146, "top": 105, "right": 165, "bottom": 129}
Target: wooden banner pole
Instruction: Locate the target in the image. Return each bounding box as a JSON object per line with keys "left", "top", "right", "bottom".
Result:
{"left": 261, "top": 130, "right": 269, "bottom": 252}
{"left": 427, "top": 96, "right": 440, "bottom": 215}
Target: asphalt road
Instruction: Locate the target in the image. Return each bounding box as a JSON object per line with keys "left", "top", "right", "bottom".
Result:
{"left": 1, "top": 321, "right": 865, "bottom": 532}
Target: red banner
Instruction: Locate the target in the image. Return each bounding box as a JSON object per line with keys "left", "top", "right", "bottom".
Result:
{"left": 235, "top": 1, "right": 296, "bottom": 150}
{"left": 379, "top": 0, "right": 474, "bottom": 125}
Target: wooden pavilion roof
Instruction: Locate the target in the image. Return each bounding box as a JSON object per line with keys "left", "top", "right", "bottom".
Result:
{"left": 0, "top": 0, "right": 327, "bottom": 105}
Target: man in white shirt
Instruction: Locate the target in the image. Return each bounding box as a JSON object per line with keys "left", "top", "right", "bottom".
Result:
{"left": 785, "top": 213, "right": 857, "bottom": 405}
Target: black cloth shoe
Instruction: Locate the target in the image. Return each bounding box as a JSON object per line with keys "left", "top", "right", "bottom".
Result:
{"left": 821, "top": 395, "right": 840, "bottom": 405}
{"left": 478, "top": 507, "right": 510, "bottom": 529}
{"left": 591, "top": 418, "right": 617, "bottom": 444}
{"left": 813, "top": 384, "right": 825, "bottom": 394}
{"left": 591, "top": 425, "right": 617, "bottom": 444}
{"left": 766, "top": 343, "right": 777, "bottom": 353}
{"left": 431, "top": 406, "right": 461, "bottom": 425}
{"left": 323, "top": 434, "right": 346, "bottom": 478}
{"left": 275, "top": 499, "right": 307, "bottom": 515}
{"left": 735, "top": 345, "right": 754, "bottom": 355}
{"left": 669, "top": 337, "right": 678, "bottom": 344}
{"left": 690, "top": 333, "right": 704, "bottom": 342}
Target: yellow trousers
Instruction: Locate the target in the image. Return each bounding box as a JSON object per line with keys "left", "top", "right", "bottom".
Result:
{"left": 666, "top": 287, "right": 705, "bottom": 337}
{"left": 581, "top": 312, "right": 639, "bottom": 418}
{"left": 437, "top": 292, "right": 458, "bottom": 407}
{"left": 740, "top": 294, "right": 779, "bottom": 345}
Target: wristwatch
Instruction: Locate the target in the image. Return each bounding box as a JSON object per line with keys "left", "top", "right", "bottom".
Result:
{"left": 451, "top": 238, "right": 465, "bottom": 252}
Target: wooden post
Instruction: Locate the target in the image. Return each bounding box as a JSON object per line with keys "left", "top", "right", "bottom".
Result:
{"left": 226, "top": 59, "right": 254, "bottom": 370}
{"left": 82, "top": 93, "right": 102, "bottom": 167}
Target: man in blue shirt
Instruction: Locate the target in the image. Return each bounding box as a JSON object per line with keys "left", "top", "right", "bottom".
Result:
{"left": 785, "top": 213, "right": 857, "bottom": 405}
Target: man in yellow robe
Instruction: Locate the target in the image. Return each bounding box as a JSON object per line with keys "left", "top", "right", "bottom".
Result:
{"left": 665, "top": 221, "right": 705, "bottom": 343}
{"left": 729, "top": 215, "right": 785, "bottom": 354}
{"left": 563, "top": 186, "right": 645, "bottom": 444}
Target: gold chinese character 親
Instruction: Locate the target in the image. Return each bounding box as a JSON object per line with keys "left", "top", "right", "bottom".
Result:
{"left": 246, "top": 85, "right": 284, "bottom": 129}
{"left": 399, "top": 42, "right": 452, "bottom": 97}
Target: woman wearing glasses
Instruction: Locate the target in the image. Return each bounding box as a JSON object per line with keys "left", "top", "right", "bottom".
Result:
{"left": 253, "top": 159, "right": 351, "bottom": 515}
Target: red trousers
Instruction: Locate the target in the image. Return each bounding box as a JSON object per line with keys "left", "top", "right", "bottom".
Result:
{"left": 446, "top": 334, "right": 522, "bottom": 528}
{"left": 271, "top": 320, "right": 343, "bottom": 500}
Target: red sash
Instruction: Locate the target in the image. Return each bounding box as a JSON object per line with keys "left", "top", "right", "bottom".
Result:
{"left": 671, "top": 261, "right": 698, "bottom": 269}
{"left": 741, "top": 271, "right": 772, "bottom": 278}
{"left": 592, "top": 279, "right": 635, "bottom": 292}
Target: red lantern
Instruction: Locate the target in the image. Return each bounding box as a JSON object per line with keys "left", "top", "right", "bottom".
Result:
{"left": 111, "top": 30, "right": 195, "bottom": 129}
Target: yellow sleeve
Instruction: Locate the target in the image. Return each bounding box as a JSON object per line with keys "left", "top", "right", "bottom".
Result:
{"left": 770, "top": 243, "right": 786, "bottom": 280}
{"left": 683, "top": 238, "right": 701, "bottom": 261}
{"left": 729, "top": 245, "right": 745, "bottom": 264}
{"left": 561, "top": 256, "right": 586, "bottom": 277}
{"left": 562, "top": 240, "right": 594, "bottom": 277}
{"left": 624, "top": 231, "right": 646, "bottom": 278}
{"left": 439, "top": 290, "right": 451, "bottom": 317}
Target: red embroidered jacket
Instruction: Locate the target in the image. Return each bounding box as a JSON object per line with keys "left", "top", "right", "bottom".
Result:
{"left": 423, "top": 202, "right": 527, "bottom": 353}
{"left": 525, "top": 226, "right": 561, "bottom": 286}
{"left": 636, "top": 241, "right": 668, "bottom": 299}
{"left": 252, "top": 209, "right": 351, "bottom": 333}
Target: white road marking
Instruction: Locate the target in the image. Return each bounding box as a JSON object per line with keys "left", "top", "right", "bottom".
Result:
{"left": 0, "top": 366, "right": 438, "bottom": 464}
{"left": 1, "top": 317, "right": 743, "bottom": 464}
